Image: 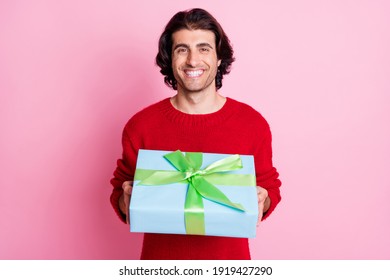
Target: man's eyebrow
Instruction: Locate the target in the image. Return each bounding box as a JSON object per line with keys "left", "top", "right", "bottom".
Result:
{"left": 197, "top": 43, "right": 213, "bottom": 49}
{"left": 173, "top": 43, "right": 190, "bottom": 50}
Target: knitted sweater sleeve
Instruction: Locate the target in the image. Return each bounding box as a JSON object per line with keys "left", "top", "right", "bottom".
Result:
{"left": 255, "top": 122, "right": 282, "bottom": 220}
{"left": 110, "top": 122, "right": 138, "bottom": 223}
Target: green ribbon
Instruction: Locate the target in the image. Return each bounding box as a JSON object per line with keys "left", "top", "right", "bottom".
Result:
{"left": 135, "top": 150, "right": 256, "bottom": 235}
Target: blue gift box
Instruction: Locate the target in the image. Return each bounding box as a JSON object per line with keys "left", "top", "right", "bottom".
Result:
{"left": 129, "top": 149, "right": 258, "bottom": 238}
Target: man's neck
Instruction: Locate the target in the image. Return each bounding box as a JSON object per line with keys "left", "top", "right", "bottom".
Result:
{"left": 170, "top": 90, "right": 226, "bottom": 114}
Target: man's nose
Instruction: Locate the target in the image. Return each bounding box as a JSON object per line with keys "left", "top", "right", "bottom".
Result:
{"left": 186, "top": 50, "right": 200, "bottom": 66}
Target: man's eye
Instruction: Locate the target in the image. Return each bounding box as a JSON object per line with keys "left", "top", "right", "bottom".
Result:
{"left": 177, "top": 48, "right": 187, "bottom": 53}
{"left": 200, "top": 48, "right": 210, "bottom": 52}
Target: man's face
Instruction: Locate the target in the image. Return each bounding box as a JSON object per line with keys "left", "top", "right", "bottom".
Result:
{"left": 171, "top": 29, "right": 221, "bottom": 95}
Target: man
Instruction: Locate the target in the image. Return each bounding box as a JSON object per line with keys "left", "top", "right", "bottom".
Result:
{"left": 110, "top": 8, "right": 281, "bottom": 260}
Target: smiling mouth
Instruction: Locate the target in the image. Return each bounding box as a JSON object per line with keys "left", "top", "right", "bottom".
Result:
{"left": 184, "top": 70, "right": 204, "bottom": 78}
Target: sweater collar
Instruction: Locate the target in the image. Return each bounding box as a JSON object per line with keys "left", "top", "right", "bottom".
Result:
{"left": 159, "top": 97, "right": 239, "bottom": 128}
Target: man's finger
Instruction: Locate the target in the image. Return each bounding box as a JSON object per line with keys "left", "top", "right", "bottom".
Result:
{"left": 122, "top": 181, "right": 133, "bottom": 194}
{"left": 121, "top": 181, "right": 133, "bottom": 224}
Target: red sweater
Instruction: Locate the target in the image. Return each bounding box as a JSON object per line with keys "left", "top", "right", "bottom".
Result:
{"left": 110, "top": 97, "right": 281, "bottom": 260}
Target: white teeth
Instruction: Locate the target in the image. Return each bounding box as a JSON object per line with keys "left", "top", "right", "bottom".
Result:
{"left": 185, "top": 70, "right": 203, "bottom": 77}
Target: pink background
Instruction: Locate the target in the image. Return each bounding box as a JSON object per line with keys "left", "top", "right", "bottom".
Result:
{"left": 1, "top": 0, "right": 389, "bottom": 260}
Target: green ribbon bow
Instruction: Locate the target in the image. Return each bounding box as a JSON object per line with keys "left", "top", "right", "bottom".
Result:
{"left": 135, "top": 150, "right": 256, "bottom": 235}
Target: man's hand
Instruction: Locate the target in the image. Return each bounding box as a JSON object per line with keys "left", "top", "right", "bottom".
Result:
{"left": 119, "top": 181, "right": 133, "bottom": 224}
{"left": 257, "top": 186, "right": 270, "bottom": 226}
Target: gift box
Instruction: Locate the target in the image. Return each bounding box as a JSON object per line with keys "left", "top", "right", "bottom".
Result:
{"left": 129, "top": 149, "right": 258, "bottom": 238}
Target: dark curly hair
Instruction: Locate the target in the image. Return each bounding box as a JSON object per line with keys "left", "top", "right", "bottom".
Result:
{"left": 156, "top": 8, "right": 235, "bottom": 90}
